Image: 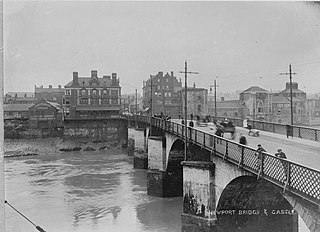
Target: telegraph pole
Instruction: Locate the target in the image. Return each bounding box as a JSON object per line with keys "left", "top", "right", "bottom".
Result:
{"left": 135, "top": 89, "right": 137, "bottom": 128}
{"left": 148, "top": 76, "right": 156, "bottom": 135}
{"left": 280, "top": 64, "right": 297, "bottom": 126}
{"left": 179, "top": 61, "right": 199, "bottom": 161}
{"left": 214, "top": 77, "right": 219, "bottom": 118}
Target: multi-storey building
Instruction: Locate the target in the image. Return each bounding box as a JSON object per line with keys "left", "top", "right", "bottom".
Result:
{"left": 180, "top": 83, "right": 208, "bottom": 119}
{"left": 271, "top": 82, "right": 307, "bottom": 124}
{"left": 306, "top": 98, "right": 320, "bottom": 126}
{"left": 35, "top": 85, "right": 65, "bottom": 105}
{"left": 239, "top": 86, "right": 272, "bottom": 120}
{"left": 142, "top": 71, "right": 182, "bottom": 117}
{"left": 4, "top": 92, "right": 35, "bottom": 104}
{"left": 63, "top": 70, "right": 121, "bottom": 119}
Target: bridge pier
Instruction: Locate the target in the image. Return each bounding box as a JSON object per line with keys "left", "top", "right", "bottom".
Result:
{"left": 133, "top": 128, "right": 148, "bottom": 169}
{"left": 127, "top": 127, "right": 135, "bottom": 156}
{"left": 181, "top": 161, "right": 217, "bottom": 232}
{"left": 147, "top": 136, "right": 166, "bottom": 196}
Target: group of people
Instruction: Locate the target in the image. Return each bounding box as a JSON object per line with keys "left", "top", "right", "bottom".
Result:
{"left": 237, "top": 133, "right": 287, "bottom": 177}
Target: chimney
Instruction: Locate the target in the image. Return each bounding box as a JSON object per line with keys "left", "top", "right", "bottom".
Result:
{"left": 112, "top": 73, "right": 117, "bottom": 85}
{"left": 58, "top": 85, "right": 61, "bottom": 89}
{"left": 171, "top": 71, "right": 174, "bottom": 77}
{"left": 193, "top": 82, "right": 196, "bottom": 88}
{"left": 91, "top": 70, "right": 98, "bottom": 78}
{"left": 15, "top": 93, "right": 17, "bottom": 98}
{"left": 158, "top": 71, "right": 163, "bottom": 77}
{"left": 72, "top": 72, "right": 79, "bottom": 86}
{"left": 221, "top": 97, "right": 225, "bottom": 101}
{"left": 49, "top": 85, "right": 52, "bottom": 89}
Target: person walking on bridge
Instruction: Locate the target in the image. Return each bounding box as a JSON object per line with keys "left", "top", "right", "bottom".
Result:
{"left": 275, "top": 148, "right": 288, "bottom": 180}
{"left": 255, "top": 144, "right": 266, "bottom": 171}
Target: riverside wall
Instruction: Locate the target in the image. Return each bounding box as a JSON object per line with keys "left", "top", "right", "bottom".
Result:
{"left": 4, "top": 118, "right": 129, "bottom": 157}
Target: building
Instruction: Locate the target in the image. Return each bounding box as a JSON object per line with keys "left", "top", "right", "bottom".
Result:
{"left": 28, "top": 99, "right": 63, "bottom": 129}
{"left": 180, "top": 83, "right": 208, "bottom": 119}
{"left": 239, "top": 86, "right": 271, "bottom": 120}
{"left": 214, "top": 98, "right": 242, "bottom": 118}
{"left": 4, "top": 92, "right": 35, "bottom": 104}
{"left": 306, "top": 98, "right": 320, "bottom": 126}
{"left": 35, "top": 85, "right": 65, "bottom": 105}
{"left": 4, "top": 103, "right": 33, "bottom": 119}
{"left": 142, "top": 71, "right": 182, "bottom": 117}
{"left": 63, "top": 70, "right": 121, "bottom": 119}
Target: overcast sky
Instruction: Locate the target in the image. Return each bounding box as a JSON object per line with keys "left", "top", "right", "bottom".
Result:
{"left": 3, "top": 1, "right": 320, "bottom": 95}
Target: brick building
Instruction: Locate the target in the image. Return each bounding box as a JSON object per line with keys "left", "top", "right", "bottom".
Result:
{"left": 239, "top": 86, "right": 272, "bottom": 120}
{"left": 180, "top": 83, "right": 208, "bottom": 119}
{"left": 142, "top": 71, "right": 182, "bottom": 117}
{"left": 4, "top": 92, "right": 35, "bottom": 104}
{"left": 35, "top": 85, "right": 65, "bottom": 105}
{"left": 4, "top": 104, "right": 33, "bottom": 119}
{"left": 28, "top": 99, "right": 63, "bottom": 129}
{"left": 63, "top": 70, "right": 121, "bottom": 119}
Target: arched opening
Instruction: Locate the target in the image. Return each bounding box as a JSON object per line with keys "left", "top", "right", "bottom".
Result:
{"left": 216, "top": 176, "right": 298, "bottom": 232}
{"left": 164, "top": 139, "right": 184, "bottom": 197}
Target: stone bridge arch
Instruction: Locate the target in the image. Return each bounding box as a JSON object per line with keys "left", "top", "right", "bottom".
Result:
{"left": 216, "top": 175, "right": 298, "bottom": 232}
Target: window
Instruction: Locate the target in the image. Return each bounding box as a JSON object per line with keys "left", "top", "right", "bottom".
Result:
{"left": 80, "top": 98, "right": 88, "bottom": 105}
{"left": 197, "top": 105, "right": 201, "bottom": 112}
{"left": 81, "top": 89, "right": 86, "bottom": 96}
{"left": 92, "top": 89, "right": 97, "bottom": 96}
{"left": 158, "top": 79, "right": 160, "bottom": 82}
{"left": 65, "top": 90, "right": 71, "bottom": 96}
{"left": 157, "top": 85, "right": 160, "bottom": 90}
{"left": 166, "top": 78, "right": 169, "bottom": 82}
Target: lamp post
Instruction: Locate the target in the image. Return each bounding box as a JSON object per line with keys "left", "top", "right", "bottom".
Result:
{"left": 179, "top": 61, "right": 199, "bottom": 161}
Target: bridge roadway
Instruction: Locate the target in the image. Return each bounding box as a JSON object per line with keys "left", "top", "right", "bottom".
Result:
{"left": 173, "top": 119, "right": 320, "bottom": 171}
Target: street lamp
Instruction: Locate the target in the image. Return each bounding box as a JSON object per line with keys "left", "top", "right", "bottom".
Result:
{"left": 179, "top": 61, "right": 199, "bottom": 161}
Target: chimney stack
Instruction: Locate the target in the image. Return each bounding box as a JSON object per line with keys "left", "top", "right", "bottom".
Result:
{"left": 221, "top": 97, "right": 225, "bottom": 102}
{"left": 49, "top": 85, "right": 52, "bottom": 89}
{"left": 72, "top": 72, "right": 79, "bottom": 86}
{"left": 171, "top": 71, "right": 174, "bottom": 77}
{"left": 91, "top": 70, "right": 98, "bottom": 78}
{"left": 112, "top": 73, "right": 117, "bottom": 86}
{"left": 58, "top": 85, "right": 61, "bottom": 89}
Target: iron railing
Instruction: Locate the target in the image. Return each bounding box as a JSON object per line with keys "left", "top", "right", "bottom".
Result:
{"left": 212, "top": 116, "right": 320, "bottom": 142}
{"left": 129, "top": 115, "right": 320, "bottom": 207}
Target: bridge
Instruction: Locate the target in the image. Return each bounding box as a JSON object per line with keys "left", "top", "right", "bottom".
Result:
{"left": 127, "top": 116, "right": 320, "bottom": 232}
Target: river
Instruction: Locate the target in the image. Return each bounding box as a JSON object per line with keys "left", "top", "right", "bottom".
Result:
{"left": 4, "top": 148, "right": 311, "bottom": 232}
{"left": 5, "top": 149, "right": 182, "bottom": 232}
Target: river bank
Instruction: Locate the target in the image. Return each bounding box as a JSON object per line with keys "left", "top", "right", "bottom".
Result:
{"left": 4, "top": 137, "right": 127, "bottom": 157}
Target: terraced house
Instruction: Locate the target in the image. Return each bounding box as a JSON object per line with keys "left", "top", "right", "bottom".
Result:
{"left": 63, "top": 70, "right": 121, "bottom": 119}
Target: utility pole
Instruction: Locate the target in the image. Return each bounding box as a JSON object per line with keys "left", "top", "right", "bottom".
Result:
{"left": 135, "top": 89, "right": 138, "bottom": 128}
{"left": 214, "top": 77, "right": 219, "bottom": 118}
{"left": 280, "top": 64, "right": 297, "bottom": 126}
{"left": 179, "top": 61, "right": 199, "bottom": 161}
{"left": 148, "top": 76, "right": 156, "bottom": 135}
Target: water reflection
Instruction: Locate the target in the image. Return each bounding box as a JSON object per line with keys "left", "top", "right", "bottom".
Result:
{"left": 4, "top": 149, "right": 310, "bottom": 232}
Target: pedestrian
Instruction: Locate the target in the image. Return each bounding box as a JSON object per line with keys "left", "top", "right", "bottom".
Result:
{"left": 275, "top": 148, "right": 288, "bottom": 179}
{"left": 255, "top": 144, "right": 266, "bottom": 170}
{"left": 239, "top": 133, "right": 247, "bottom": 146}
{"left": 215, "top": 126, "right": 223, "bottom": 144}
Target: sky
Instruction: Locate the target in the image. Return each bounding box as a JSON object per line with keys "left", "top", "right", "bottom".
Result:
{"left": 3, "top": 1, "right": 320, "bottom": 95}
